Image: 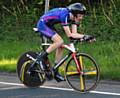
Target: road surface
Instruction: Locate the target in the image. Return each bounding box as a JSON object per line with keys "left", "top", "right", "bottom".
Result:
{"left": 0, "top": 73, "right": 120, "bottom": 98}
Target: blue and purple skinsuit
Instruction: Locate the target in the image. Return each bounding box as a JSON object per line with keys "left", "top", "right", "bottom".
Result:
{"left": 37, "top": 8, "right": 71, "bottom": 38}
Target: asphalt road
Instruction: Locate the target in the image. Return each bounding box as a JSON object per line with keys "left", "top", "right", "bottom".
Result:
{"left": 0, "top": 73, "right": 120, "bottom": 98}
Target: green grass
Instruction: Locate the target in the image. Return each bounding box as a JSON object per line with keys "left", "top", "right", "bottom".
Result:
{"left": 0, "top": 40, "right": 41, "bottom": 72}
{"left": 0, "top": 40, "right": 120, "bottom": 80}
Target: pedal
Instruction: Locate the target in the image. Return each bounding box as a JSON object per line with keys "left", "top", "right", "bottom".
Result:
{"left": 45, "top": 70, "right": 53, "bottom": 80}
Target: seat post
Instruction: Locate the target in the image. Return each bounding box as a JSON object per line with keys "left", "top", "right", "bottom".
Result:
{"left": 40, "top": 35, "right": 51, "bottom": 51}
{"left": 33, "top": 28, "right": 51, "bottom": 51}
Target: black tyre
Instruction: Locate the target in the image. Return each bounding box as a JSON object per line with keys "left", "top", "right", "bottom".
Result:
{"left": 65, "top": 53, "right": 100, "bottom": 92}
{"left": 17, "top": 51, "right": 46, "bottom": 87}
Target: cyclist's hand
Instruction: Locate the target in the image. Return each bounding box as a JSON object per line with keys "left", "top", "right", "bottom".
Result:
{"left": 83, "top": 35, "right": 96, "bottom": 42}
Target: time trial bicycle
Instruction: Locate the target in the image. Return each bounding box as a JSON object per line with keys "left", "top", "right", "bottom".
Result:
{"left": 17, "top": 28, "right": 100, "bottom": 93}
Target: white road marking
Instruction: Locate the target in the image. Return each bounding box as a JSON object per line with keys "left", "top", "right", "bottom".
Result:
{"left": 0, "top": 81, "right": 120, "bottom": 96}
{"left": 41, "top": 85, "right": 74, "bottom": 91}
{"left": 0, "top": 86, "right": 21, "bottom": 90}
{"left": 0, "top": 82, "right": 24, "bottom": 86}
{"left": 90, "top": 91, "right": 120, "bottom": 96}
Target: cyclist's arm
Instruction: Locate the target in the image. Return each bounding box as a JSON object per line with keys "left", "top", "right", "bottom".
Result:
{"left": 63, "top": 26, "right": 84, "bottom": 38}
{"left": 63, "top": 26, "right": 71, "bottom": 37}
{"left": 71, "top": 24, "right": 77, "bottom": 33}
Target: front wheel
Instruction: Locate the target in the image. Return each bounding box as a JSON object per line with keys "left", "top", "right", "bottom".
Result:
{"left": 65, "top": 53, "right": 100, "bottom": 93}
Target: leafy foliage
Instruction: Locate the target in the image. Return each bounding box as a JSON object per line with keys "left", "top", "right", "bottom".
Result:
{"left": 0, "top": 0, "right": 119, "bottom": 41}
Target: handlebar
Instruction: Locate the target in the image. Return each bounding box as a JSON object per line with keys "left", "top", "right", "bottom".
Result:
{"left": 69, "top": 37, "right": 82, "bottom": 43}
{"left": 69, "top": 36, "right": 96, "bottom": 44}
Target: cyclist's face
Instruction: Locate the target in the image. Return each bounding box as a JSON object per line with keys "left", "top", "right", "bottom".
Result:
{"left": 74, "top": 14, "right": 84, "bottom": 22}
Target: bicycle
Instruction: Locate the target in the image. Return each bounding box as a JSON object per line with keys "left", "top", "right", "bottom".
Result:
{"left": 17, "top": 28, "right": 100, "bottom": 93}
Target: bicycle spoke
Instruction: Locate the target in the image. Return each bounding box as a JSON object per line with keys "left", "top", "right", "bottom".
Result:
{"left": 66, "top": 71, "right": 79, "bottom": 76}
{"left": 80, "top": 75, "right": 85, "bottom": 91}
{"left": 79, "top": 56, "right": 85, "bottom": 91}
{"left": 79, "top": 56, "right": 83, "bottom": 69}
{"left": 83, "top": 70, "right": 97, "bottom": 75}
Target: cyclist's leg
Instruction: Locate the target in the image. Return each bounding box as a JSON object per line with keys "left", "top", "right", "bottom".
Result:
{"left": 37, "top": 20, "right": 64, "bottom": 70}
{"left": 46, "top": 34, "right": 63, "bottom": 53}
{"left": 43, "top": 34, "right": 65, "bottom": 82}
{"left": 55, "top": 47, "right": 64, "bottom": 64}
{"left": 52, "top": 45, "right": 66, "bottom": 82}
{"left": 37, "top": 20, "right": 63, "bottom": 54}
{"left": 44, "top": 33, "right": 65, "bottom": 81}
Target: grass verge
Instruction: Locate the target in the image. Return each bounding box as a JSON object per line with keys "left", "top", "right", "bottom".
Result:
{"left": 0, "top": 40, "right": 120, "bottom": 80}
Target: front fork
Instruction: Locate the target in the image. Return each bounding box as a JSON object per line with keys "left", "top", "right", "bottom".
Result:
{"left": 72, "top": 52, "right": 85, "bottom": 91}
{"left": 72, "top": 52, "right": 82, "bottom": 73}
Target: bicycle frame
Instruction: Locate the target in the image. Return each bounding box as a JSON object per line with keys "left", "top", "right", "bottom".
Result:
{"left": 33, "top": 28, "right": 82, "bottom": 73}
{"left": 53, "top": 43, "right": 81, "bottom": 73}
{"left": 16, "top": 28, "right": 99, "bottom": 92}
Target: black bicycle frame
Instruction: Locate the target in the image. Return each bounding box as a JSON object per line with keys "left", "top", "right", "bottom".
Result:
{"left": 53, "top": 51, "right": 72, "bottom": 70}
{"left": 37, "top": 31, "right": 81, "bottom": 72}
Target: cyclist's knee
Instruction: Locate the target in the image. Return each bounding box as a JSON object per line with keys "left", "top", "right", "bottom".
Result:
{"left": 55, "top": 39, "right": 64, "bottom": 47}
{"left": 52, "top": 34, "right": 64, "bottom": 45}
{"left": 59, "top": 39, "right": 64, "bottom": 45}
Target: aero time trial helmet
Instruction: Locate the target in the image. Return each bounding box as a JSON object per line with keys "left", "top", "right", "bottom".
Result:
{"left": 67, "top": 3, "right": 86, "bottom": 16}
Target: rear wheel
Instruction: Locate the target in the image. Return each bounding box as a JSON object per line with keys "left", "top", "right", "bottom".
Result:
{"left": 65, "top": 53, "right": 100, "bottom": 92}
{"left": 17, "top": 51, "right": 46, "bottom": 87}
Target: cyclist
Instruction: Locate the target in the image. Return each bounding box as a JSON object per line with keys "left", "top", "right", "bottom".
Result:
{"left": 34, "top": 3, "right": 95, "bottom": 82}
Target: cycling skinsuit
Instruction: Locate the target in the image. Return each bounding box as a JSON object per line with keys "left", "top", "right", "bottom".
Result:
{"left": 37, "top": 8, "right": 70, "bottom": 38}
